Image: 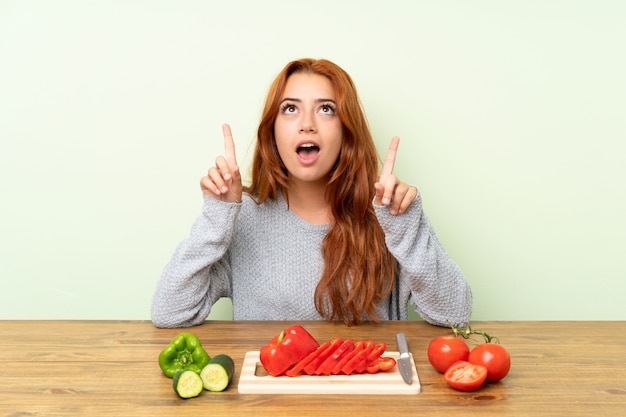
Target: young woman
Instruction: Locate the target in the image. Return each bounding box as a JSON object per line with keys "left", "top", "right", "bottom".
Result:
{"left": 151, "top": 58, "right": 472, "bottom": 328}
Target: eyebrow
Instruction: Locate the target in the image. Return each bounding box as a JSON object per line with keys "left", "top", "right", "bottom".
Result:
{"left": 280, "top": 97, "right": 337, "bottom": 104}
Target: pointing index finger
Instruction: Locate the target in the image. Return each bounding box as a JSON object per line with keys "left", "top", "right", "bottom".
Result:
{"left": 380, "top": 136, "right": 400, "bottom": 179}
{"left": 222, "top": 123, "right": 238, "bottom": 167}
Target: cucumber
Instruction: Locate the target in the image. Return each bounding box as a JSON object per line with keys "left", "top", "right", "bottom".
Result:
{"left": 200, "top": 354, "right": 235, "bottom": 392}
{"left": 172, "top": 369, "right": 203, "bottom": 399}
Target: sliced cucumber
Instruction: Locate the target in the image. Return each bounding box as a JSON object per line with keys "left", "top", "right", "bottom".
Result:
{"left": 200, "top": 354, "right": 235, "bottom": 392}
{"left": 172, "top": 369, "right": 203, "bottom": 399}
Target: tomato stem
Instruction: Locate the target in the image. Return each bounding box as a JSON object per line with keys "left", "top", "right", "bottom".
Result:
{"left": 449, "top": 322, "right": 501, "bottom": 344}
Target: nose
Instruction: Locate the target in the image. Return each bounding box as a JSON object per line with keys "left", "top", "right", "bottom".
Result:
{"left": 299, "top": 111, "right": 317, "bottom": 133}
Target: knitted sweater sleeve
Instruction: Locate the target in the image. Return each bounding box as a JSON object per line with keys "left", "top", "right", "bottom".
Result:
{"left": 374, "top": 193, "right": 472, "bottom": 326}
{"left": 150, "top": 196, "right": 240, "bottom": 328}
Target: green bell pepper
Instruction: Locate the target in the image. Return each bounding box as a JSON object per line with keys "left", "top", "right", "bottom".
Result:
{"left": 158, "top": 332, "right": 211, "bottom": 378}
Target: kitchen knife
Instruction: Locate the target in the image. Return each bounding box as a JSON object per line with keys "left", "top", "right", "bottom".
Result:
{"left": 396, "top": 333, "right": 413, "bottom": 385}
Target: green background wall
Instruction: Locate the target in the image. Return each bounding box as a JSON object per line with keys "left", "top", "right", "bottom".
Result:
{"left": 1, "top": 0, "right": 624, "bottom": 321}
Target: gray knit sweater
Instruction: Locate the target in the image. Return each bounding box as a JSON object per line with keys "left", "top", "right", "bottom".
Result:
{"left": 151, "top": 191, "right": 472, "bottom": 328}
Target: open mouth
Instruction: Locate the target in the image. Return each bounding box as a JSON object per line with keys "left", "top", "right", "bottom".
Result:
{"left": 296, "top": 143, "right": 320, "bottom": 158}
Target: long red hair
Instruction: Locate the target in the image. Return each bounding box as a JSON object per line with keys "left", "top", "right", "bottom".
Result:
{"left": 244, "top": 58, "right": 396, "bottom": 325}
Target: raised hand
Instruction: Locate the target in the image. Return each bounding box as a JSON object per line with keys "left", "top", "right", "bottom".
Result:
{"left": 374, "top": 136, "right": 418, "bottom": 215}
{"left": 200, "top": 123, "right": 243, "bottom": 203}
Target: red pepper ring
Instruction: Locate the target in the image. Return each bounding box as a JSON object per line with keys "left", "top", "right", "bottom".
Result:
{"left": 342, "top": 340, "right": 374, "bottom": 375}
{"left": 367, "top": 341, "right": 387, "bottom": 362}
{"left": 353, "top": 340, "right": 376, "bottom": 374}
{"left": 331, "top": 340, "right": 363, "bottom": 375}
{"left": 341, "top": 348, "right": 369, "bottom": 375}
{"left": 366, "top": 357, "right": 397, "bottom": 374}
{"left": 315, "top": 338, "right": 355, "bottom": 375}
{"left": 303, "top": 337, "right": 343, "bottom": 375}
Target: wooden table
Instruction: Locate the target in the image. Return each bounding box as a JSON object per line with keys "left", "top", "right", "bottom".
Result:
{"left": 0, "top": 320, "right": 624, "bottom": 416}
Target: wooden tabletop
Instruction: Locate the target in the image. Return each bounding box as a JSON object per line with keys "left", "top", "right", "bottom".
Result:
{"left": 0, "top": 320, "right": 624, "bottom": 416}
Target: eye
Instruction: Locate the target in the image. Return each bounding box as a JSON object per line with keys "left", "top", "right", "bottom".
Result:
{"left": 319, "top": 103, "right": 336, "bottom": 115}
{"left": 280, "top": 103, "right": 297, "bottom": 114}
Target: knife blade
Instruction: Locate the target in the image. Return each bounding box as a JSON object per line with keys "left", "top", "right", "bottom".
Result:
{"left": 396, "top": 333, "right": 413, "bottom": 385}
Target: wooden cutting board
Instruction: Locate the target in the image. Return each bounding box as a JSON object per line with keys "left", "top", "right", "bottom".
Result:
{"left": 237, "top": 351, "right": 420, "bottom": 395}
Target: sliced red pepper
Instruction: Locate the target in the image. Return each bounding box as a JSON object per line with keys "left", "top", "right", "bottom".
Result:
{"left": 315, "top": 339, "right": 354, "bottom": 375}
{"left": 367, "top": 341, "right": 387, "bottom": 362}
{"left": 284, "top": 341, "right": 330, "bottom": 377}
{"left": 259, "top": 324, "right": 320, "bottom": 376}
{"left": 353, "top": 340, "right": 376, "bottom": 374}
{"left": 303, "top": 337, "right": 342, "bottom": 375}
{"left": 342, "top": 348, "right": 369, "bottom": 375}
{"left": 366, "top": 357, "right": 397, "bottom": 374}
{"left": 342, "top": 340, "right": 374, "bottom": 375}
{"left": 331, "top": 340, "right": 363, "bottom": 375}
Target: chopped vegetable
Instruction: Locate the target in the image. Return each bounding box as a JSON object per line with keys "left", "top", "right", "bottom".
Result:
{"left": 303, "top": 337, "right": 342, "bottom": 375}
{"left": 259, "top": 325, "right": 396, "bottom": 377}
{"left": 173, "top": 369, "right": 203, "bottom": 398}
{"left": 443, "top": 361, "right": 487, "bottom": 391}
{"left": 158, "top": 332, "right": 211, "bottom": 378}
{"left": 366, "top": 357, "right": 397, "bottom": 374}
{"left": 341, "top": 341, "right": 374, "bottom": 375}
{"left": 366, "top": 341, "right": 387, "bottom": 362}
{"left": 200, "top": 354, "right": 235, "bottom": 392}
{"left": 330, "top": 340, "right": 364, "bottom": 375}
{"left": 315, "top": 338, "right": 354, "bottom": 375}
{"left": 284, "top": 341, "right": 330, "bottom": 377}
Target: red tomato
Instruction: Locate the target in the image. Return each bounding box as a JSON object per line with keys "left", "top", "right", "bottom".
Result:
{"left": 443, "top": 361, "right": 487, "bottom": 391}
{"left": 468, "top": 343, "right": 511, "bottom": 382}
{"left": 427, "top": 336, "right": 470, "bottom": 373}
